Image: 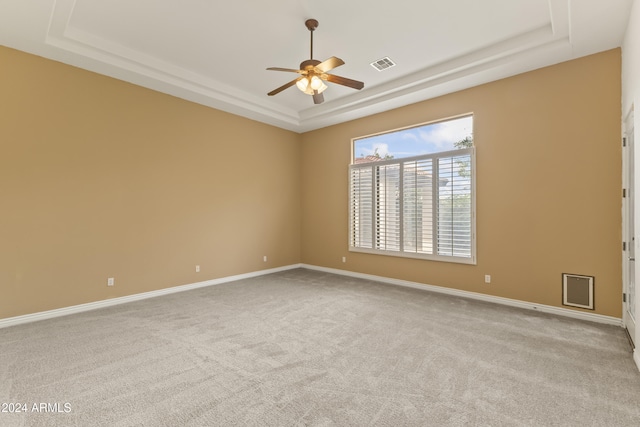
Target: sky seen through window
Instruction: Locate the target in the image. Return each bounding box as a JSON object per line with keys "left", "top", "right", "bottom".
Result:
{"left": 354, "top": 115, "right": 473, "bottom": 161}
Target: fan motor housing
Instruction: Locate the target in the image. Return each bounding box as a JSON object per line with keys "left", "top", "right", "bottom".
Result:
{"left": 300, "top": 59, "right": 321, "bottom": 71}
{"left": 305, "top": 19, "right": 319, "bottom": 31}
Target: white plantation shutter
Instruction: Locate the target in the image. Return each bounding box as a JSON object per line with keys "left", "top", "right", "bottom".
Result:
{"left": 350, "top": 167, "right": 373, "bottom": 248}
{"left": 437, "top": 153, "right": 473, "bottom": 258}
{"left": 349, "top": 148, "right": 474, "bottom": 264}
{"left": 403, "top": 158, "right": 434, "bottom": 255}
{"left": 375, "top": 164, "right": 400, "bottom": 251}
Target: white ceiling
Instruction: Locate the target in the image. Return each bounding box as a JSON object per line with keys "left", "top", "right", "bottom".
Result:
{"left": 0, "top": 0, "right": 633, "bottom": 132}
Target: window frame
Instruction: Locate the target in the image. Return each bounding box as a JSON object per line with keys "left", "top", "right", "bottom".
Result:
{"left": 349, "top": 117, "right": 476, "bottom": 265}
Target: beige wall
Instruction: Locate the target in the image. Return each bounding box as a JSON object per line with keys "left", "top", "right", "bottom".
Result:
{"left": 301, "top": 49, "right": 622, "bottom": 317}
{"left": 0, "top": 46, "right": 301, "bottom": 318}
{"left": 0, "top": 45, "right": 623, "bottom": 320}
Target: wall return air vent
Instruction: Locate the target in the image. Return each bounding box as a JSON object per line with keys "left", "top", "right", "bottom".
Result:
{"left": 370, "top": 57, "right": 396, "bottom": 71}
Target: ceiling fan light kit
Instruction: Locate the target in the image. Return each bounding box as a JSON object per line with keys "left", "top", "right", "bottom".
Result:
{"left": 296, "top": 74, "right": 327, "bottom": 94}
{"left": 267, "top": 19, "right": 364, "bottom": 105}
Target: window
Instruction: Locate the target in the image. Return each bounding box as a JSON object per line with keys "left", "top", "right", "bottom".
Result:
{"left": 350, "top": 115, "right": 475, "bottom": 264}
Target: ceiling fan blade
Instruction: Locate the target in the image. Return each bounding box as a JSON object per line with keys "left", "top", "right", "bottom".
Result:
{"left": 268, "top": 78, "right": 301, "bottom": 96}
{"left": 267, "top": 67, "right": 305, "bottom": 74}
{"left": 312, "top": 90, "right": 324, "bottom": 104}
{"left": 315, "top": 56, "right": 345, "bottom": 73}
{"left": 325, "top": 74, "right": 364, "bottom": 90}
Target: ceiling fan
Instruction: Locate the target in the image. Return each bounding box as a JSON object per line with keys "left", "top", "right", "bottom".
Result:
{"left": 266, "top": 19, "right": 364, "bottom": 105}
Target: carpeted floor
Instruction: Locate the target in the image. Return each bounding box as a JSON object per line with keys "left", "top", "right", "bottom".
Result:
{"left": 1, "top": 268, "right": 639, "bottom": 426}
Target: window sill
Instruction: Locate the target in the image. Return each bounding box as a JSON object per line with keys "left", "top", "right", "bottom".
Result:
{"left": 349, "top": 246, "right": 477, "bottom": 265}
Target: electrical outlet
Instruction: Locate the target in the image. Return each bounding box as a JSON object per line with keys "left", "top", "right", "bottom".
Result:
{"left": 484, "top": 275, "right": 491, "bottom": 284}
{"left": 342, "top": 256, "right": 346, "bottom": 263}
{"left": 263, "top": 256, "right": 267, "bottom": 262}
{"left": 107, "top": 277, "right": 115, "bottom": 286}
{"left": 195, "top": 265, "right": 200, "bottom": 273}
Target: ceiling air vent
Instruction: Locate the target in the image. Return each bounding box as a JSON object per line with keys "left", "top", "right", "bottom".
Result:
{"left": 370, "top": 57, "right": 396, "bottom": 71}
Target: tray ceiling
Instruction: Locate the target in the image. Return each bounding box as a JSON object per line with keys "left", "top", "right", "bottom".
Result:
{"left": 0, "top": 0, "right": 633, "bottom": 132}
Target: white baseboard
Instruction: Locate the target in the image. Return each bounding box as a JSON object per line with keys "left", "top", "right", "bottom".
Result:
{"left": 0, "top": 264, "right": 302, "bottom": 329}
{"left": 301, "top": 264, "right": 623, "bottom": 327}
{"left": 0, "top": 263, "right": 623, "bottom": 331}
